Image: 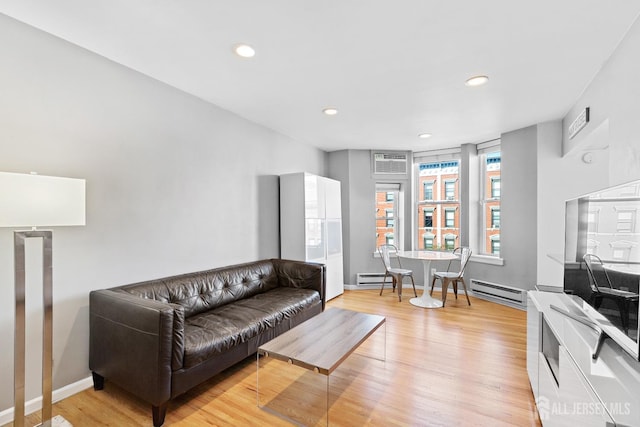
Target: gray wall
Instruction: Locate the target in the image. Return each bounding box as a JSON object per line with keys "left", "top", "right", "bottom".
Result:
{"left": 331, "top": 135, "right": 541, "bottom": 289}
{"left": 535, "top": 120, "right": 609, "bottom": 287}
{"left": 331, "top": 131, "right": 542, "bottom": 291}
{"left": 537, "top": 14, "right": 640, "bottom": 288}
{"left": 488, "top": 11, "right": 640, "bottom": 289}
{"left": 563, "top": 12, "right": 640, "bottom": 186}
{"left": 329, "top": 150, "right": 379, "bottom": 284}
{"left": 0, "top": 14, "right": 326, "bottom": 411}
{"left": 464, "top": 126, "right": 538, "bottom": 289}
{"left": 328, "top": 150, "right": 413, "bottom": 285}
{"left": 327, "top": 151, "right": 354, "bottom": 281}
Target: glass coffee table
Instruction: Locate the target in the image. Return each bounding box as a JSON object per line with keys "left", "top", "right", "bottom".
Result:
{"left": 257, "top": 307, "right": 386, "bottom": 426}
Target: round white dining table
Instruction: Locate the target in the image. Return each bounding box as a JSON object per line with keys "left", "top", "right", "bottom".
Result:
{"left": 604, "top": 263, "right": 640, "bottom": 276}
{"left": 397, "top": 250, "right": 459, "bottom": 308}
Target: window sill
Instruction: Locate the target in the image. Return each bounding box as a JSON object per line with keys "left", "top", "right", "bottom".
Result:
{"left": 469, "top": 254, "right": 504, "bottom": 266}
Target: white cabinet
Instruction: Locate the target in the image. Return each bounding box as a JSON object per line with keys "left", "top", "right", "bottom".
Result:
{"left": 280, "top": 173, "right": 344, "bottom": 301}
{"left": 527, "top": 291, "right": 639, "bottom": 427}
{"left": 527, "top": 294, "right": 541, "bottom": 399}
{"left": 558, "top": 346, "right": 614, "bottom": 427}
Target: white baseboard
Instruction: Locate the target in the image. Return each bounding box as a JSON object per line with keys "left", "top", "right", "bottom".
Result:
{"left": 345, "top": 283, "right": 378, "bottom": 290}
{"left": 0, "top": 376, "right": 93, "bottom": 425}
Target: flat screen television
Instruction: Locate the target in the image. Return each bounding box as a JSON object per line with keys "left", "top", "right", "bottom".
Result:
{"left": 563, "top": 179, "right": 640, "bottom": 360}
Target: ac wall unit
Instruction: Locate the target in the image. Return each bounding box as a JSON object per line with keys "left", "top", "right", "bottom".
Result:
{"left": 373, "top": 153, "right": 408, "bottom": 175}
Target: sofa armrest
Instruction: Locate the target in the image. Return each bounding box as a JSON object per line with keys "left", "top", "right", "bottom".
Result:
{"left": 272, "top": 259, "right": 326, "bottom": 310}
{"left": 89, "top": 289, "right": 185, "bottom": 406}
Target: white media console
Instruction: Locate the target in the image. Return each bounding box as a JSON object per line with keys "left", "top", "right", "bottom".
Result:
{"left": 527, "top": 291, "right": 640, "bottom": 426}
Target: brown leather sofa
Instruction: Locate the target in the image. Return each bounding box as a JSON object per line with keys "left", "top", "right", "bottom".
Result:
{"left": 89, "top": 258, "right": 325, "bottom": 426}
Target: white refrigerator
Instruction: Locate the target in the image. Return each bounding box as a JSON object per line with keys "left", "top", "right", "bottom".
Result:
{"left": 280, "top": 172, "right": 344, "bottom": 301}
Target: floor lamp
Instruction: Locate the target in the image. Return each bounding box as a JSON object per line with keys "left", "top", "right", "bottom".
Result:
{"left": 0, "top": 171, "right": 85, "bottom": 427}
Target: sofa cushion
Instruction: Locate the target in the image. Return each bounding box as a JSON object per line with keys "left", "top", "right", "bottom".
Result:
{"left": 118, "top": 260, "right": 280, "bottom": 317}
{"left": 182, "top": 287, "right": 320, "bottom": 368}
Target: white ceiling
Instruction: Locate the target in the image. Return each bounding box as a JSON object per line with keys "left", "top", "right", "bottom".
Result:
{"left": 2, "top": 1, "right": 640, "bottom": 152}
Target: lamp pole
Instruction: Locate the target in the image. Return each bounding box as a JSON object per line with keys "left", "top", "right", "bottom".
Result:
{"left": 14, "top": 230, "right": 54, "bottom": 427}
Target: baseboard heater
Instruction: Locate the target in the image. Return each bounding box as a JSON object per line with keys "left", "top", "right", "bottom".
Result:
{"left": 356, "top": 272, "right": 387, "bottom": 286}
{"left": 470, "top": 279, "right": 527, "bottom": 309}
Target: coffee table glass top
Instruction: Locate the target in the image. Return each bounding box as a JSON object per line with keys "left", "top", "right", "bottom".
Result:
{"left": 258, "top": 307, "right": 385, "bottom": 375}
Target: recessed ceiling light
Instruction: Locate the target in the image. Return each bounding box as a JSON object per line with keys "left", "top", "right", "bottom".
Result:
{"left": 418, "top": 133, "right": 432, "bottom": 139}
{"left": 465, "top": 75, "right": 489, "bottom": 87}
{"left": 322, "top": 107, "right": 338, "bottom": 116}
{"left": 233, "top": 44, "right": 255, "bottom": 58}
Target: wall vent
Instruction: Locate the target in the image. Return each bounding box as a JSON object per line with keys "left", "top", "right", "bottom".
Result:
{"left": 373, "top": 152, "right": 408, "bottom": 175}
{"left": 470, "top": 279, "right": 527, "bottom": 310}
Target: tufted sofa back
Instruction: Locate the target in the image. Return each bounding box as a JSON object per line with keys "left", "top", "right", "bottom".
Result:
{"left": 115, "top": 260, "right": 280, "bottom": 318}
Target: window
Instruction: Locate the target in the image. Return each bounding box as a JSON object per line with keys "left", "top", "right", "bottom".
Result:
{"left": 610, "top": 240, "right": 634, "bottom": 261}
{"left": 414, "top": 155, "right": 461, "bottom": 250}
{"left": 480, "top": 147, "right": 501, "bottom": 256}
{"left": 444, "top": 208, "right": 455, "bottom": 228}
{"left": 424, "top": 208, "right": 433, "bottom": 228}
{"left": 588, "top": 210, "right": 600, "bottom": 233}
{"left": 444, "top": 234, "right": 456, "bottom": 250}
{"left": 490, "top": 235, "right": 501, "bottom": 255}
{"left": 491, "top": 178, "right": 501, "bottom": 198}
{"left": 424, "top": 234, "right": 434, "bottom": 249}
{"left": 491, "top": 208, "right": 500, "bottom": 229}
{"left": 444, "top": 180, "right": 456, "bottom": 200}
{"left": 375, "top": 183, "right": 401, "bottom": 249}
{"left": 386, "top": 209, "right": 394, "bottom": 227}
{"left": 616, "top": 210, "right": 635, "bottom": 232}
{"left": 423, "top": 181, "right": 434, "bottom": 200}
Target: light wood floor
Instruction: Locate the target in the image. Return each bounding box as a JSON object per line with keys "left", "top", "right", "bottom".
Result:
{"left": 13, "top": 289, "right": 541, "bottom": 426}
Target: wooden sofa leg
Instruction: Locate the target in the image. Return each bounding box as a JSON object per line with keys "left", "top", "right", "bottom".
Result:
{"left": 152, "top": 403, "right": 168, "bottom": 427}
{"left": 92, "top": 372, "right": 104, "bottom": 391}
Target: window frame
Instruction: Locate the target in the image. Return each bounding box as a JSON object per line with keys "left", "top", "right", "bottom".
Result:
{"left": 385, "top": 232, "right": 395, "bottom": 245}
{"left": 490, "top": 235, "right": 501, "bottom": 255}
{"left": 444, "top": 233, "right": 456, "bottom": 250}
{"left": 479, "top": 145, "right": 501, "bottom": 257}
{"left": 491, "top": 207, "right": 500, "bottom": 229}
{"left": 423, "top": 233, "right": 435, "bottom": 249}
{"left": 385, "top": 208, "right": 395, "bottom": 227}
{"left": 491, "top": 177, "right": 501, "bottom": 199}
{"left": 423, "top": 207, "right": 434, "bottom": 228}
{"left": 413, "top": 150, "right": 461, "bottom": 251}
{"left": 588, "top": 209, "right": 600, "bottom": 233}
{"left": 616, "top": 210, "right": 635, "bottom": 233}
{"left": 444, "top": 208, "right": 455, "bottom": 228}
{"left": 423, "top": 180, "right": 434, "bottom": 201}
{"left": 444, "top": 179, "right": 456, "bottom": 201}
{"left": 412, "top": 143, "right": 502, "bottom": 263}
{"left": 375, "top": 183, "right": 402, "bottom": 250}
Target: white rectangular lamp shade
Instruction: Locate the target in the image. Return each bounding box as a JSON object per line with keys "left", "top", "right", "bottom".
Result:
{"left": 0, "top": 171, "right": 86, "bottom": 227}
